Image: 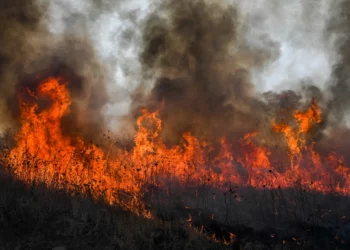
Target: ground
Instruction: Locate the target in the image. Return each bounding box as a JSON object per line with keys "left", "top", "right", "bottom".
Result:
{"left": 1, "top": 167, "right": 350, "bottom": 250}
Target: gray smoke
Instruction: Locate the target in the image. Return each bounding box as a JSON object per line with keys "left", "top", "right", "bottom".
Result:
{"left": 128, "top": 0, "right": 328, "bottom": 146}
{"left": 0, "top": 0, "right": 347, "bottom": 150}
{"left": 0, "top": 0, "right": 45, "bottom": 131}
{"left": 327, "top": 0, "right": 350, "bottom": 126}
{"left": 0, "top": 0, "right": 121, "bottom": 142}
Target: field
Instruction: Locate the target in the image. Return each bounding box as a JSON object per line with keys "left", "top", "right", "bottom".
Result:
{"left": 1, "top": 163, "right": 350, "bottom": 250}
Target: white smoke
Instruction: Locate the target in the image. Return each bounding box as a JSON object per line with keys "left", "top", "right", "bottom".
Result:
{"left": 233, "top": 0, "right": 335, "bottom": 93}
{"left": 45, "top": 0, "right": 153, "bottom": 132}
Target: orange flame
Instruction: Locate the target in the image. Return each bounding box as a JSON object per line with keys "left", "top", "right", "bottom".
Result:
{"left": 3, "top": 77, "right": 350, "bottom": 219}
{"left": 272, "top": 100, "right": 321, "bottom": 169}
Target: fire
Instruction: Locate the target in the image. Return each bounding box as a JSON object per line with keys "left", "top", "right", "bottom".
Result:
{"left": 223, "top": 233, "right": 236, "bottom": 246}
{"left": 272, "top": 100, "right": 321, "bottom": 168}
{"left": 6, "top": 77, "right": 148, "bottom": 215}
{"left": 2, "top": 76, "right": 350, "bottom": 218}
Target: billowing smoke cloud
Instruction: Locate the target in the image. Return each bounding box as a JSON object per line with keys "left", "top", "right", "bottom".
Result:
{"left": 0, "top": 0, "right": 347, "bottom": 148}
{"left": 234, "top": 0, "right": 334, "bottom": 93}
{"left": 133, "top": 0, "right": 251, "bottom": 144}
{"left": 128, "top": 0, "right": 327, "bottom": 146}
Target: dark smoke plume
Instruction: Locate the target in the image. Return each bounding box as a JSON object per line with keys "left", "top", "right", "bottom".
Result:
{"left": 133, "top": 0, "right": 262, "bottom": 145}
{"left": 0, "top": 0, "right": 109, "bottom": 142}
{"left": 131, "top": 0, "right": 323, "bottom": 146}
{"left": 328, "top": 0, "right": 350, "bottom": 125}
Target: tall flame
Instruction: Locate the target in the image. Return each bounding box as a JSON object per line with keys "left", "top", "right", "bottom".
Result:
{"left": 3, "top": 77, "right": 350, "bottom": 217}
{"left": 272, "top": 100, "right": 321, "bottom": 168}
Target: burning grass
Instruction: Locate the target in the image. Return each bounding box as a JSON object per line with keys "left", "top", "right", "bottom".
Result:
{"left": 1, "top": 167, "right": 350, "bottom": 249}
{"left": 1, "top": 76, "right": 350, "bottom": 249}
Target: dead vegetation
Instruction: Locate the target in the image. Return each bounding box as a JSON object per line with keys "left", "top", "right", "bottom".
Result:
{"left": 1, "top": 164, "right": 350, "bottom": 250}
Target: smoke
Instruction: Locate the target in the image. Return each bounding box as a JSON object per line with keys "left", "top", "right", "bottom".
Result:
{"left": 0, "top": 0, "right": 122, "bottom": 141}
{"left": 0, "top": 0, "right": 45, "bottom": 131}
{"left": 327, "top": 0, "right": 350, "bottom": 126}
{"left": 0, "top": 0, "right": 347, "bottom": 147}
{"left": 127, "top": 0, "right": 328, "bottom": 146}
{"left": 44, "top": 0, "right": 155, "bottom": 135}
{"left": 234, "top": 0, "right": 334, "bottom": 93}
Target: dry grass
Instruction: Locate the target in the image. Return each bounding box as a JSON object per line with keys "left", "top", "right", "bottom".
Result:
{"left": 0, "top": 168, "right": 233, "bottom": 250}
{"left": 1, "top": 163, "right": 350, "bottom": 250}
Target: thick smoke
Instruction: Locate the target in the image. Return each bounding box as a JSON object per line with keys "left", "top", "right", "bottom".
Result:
{"left": 0, "top": 0, "right": 112, "bottom": 142}
{"left": 0, "top": 0, "right": 44, "bottom": 131}
{"left": 328, "top": 0, "right": 350, "bottom": 126}
{"left": 0, "top": 0, "right": 346, "bottom": 149}
{"left": 130, "top": 0, "right": 325, "bottom": 146}
{"left": 308, "top": 0, "right": 350, "bottom": 165}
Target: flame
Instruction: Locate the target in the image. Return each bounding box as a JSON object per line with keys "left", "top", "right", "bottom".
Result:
{"left": 187, "top": 214, "right": 192, "bottom": 226}
{"left": 3, "top": 77, "right": 350, "bottom": 219}
{"left": 6, "top": 77, "right": 149, "bottom": 216}
{"left": 272, "top": 100, "right": 321, "bottom": 169}
{"left": 224, "top": 232, "right": 236, "bottom": 246}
